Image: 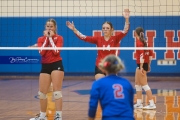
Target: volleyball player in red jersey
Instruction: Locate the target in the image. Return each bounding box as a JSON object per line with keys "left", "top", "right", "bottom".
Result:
{"left": 30, "top": 19, "right": 64, "bottom": 120}
{"left": 134, "top": 27, "right": 156, "bottom": 110}
{"left": 66, "top": 9, "right": 130, "bottom": 80}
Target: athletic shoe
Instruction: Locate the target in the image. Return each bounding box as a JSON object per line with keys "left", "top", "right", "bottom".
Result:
{"left": 54, "top": 113, "right": 62, "bottom": 120}
{"left": 134, "top": 103, "right": 143, "bottom": 109}
{"left": 143, "top": 104, "right": 156, "bottom": 110}
{"left": 29, "top": 113, "right": 47, "bottom": 120}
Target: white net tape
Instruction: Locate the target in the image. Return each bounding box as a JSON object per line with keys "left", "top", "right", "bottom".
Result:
{"left": 0, "top": 47, "right": 180, "bottom": 50}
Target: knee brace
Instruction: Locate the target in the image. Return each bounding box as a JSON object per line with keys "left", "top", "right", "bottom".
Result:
{"left": 135, "top": 85, "right": 142, "bottom": 91}
{"left": 38, "top": 91, "right": 47, "bottom": 99}
{"left": 53, "top": 91, "right": 62, "bottom": 100}
{"left": 142, "top": 85, "right": 151, "bottom": 91}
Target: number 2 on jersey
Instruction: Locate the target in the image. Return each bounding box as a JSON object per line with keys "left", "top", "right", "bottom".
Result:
{"left": 113, "top": 84, "right": 124, "bottom": 99}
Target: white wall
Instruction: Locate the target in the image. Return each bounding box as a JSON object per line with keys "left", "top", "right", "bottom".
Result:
{"left": 0, "top": 0, "right": 180, "bottom": 16}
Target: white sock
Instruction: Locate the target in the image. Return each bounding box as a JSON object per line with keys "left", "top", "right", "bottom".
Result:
{"left": 56, "top": 111, "right": 62, "bottom": 117}
{"left": 149, "top": 99, "right": 154, "bottom": 105}
{"left": 40, "top": 111, "right": 46, "bottom": 118}
{"left": 137, "top": 99, "right": 142, "bottom": 105}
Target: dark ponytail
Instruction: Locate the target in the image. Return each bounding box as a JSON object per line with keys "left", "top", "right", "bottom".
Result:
{"left": 135, "top": 27, "right": 147, "bottom": 47}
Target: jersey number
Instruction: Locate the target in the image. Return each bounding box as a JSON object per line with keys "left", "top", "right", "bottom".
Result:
{"left": 113, "top": 84, "right": 124, "bottom": 99}
{"left": 103, "top": 45, "right": 110, "bottom": 51}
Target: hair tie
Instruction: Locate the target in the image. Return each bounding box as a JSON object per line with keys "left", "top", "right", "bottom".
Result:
{"left": 113, "top": 60, "right": 118, "bottom": 65}
{"left": 140, "top": 32, "right": 144, "bottom": 37}
{"left": 104, "top": 62, "right": 110, "bottom": 67}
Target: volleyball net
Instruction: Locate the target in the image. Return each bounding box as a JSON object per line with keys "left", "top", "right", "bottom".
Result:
{"left": 0, "top": 0, "right": 180, "bottom": 75}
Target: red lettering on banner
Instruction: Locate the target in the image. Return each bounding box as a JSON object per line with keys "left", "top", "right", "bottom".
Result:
{"left": 165, "top": 30, "right": 180, "bottom": 59}
{"left": 133, "top": 31, "right": 156, "bottom": 60}
{"left": 146, "top": 31, "right": 156, "bottom": 59}
{"left": 93, "top": 30, "right": 102, "bottom": 37}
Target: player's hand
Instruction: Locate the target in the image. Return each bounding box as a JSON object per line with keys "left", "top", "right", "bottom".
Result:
{"left": 140, "top": 67, "right": 145, "bottom": 75}
{"left": 66, "top": 21, "right": 75, "bottom": 31}
{"left": 44, "top": 30, "right": 49, "bottom": 37}
{"left": 48, "top": 30, "right": 55, "bottom": 37}
{"left": 123, "top": 9, "right": 130, "bottom": 19}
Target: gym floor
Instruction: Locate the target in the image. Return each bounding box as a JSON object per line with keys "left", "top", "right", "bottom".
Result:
{"left": 0, "top": 76, "right": 180, "bottom": 120}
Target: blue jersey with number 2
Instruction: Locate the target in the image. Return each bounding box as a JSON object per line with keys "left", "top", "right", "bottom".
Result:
{"left": 88, "top": 74, "right": 134, "bottom": 120}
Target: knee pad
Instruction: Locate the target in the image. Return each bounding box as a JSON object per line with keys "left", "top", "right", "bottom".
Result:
{"left": 53, "top": 91, "right": 62, "bottom": 100}
{"left": 135, "top": 85, "right": 142, "bottom": 91}
{"left": 38, "top": 91, "right": 47, "bottom": 99}
{"left": 142, "top": 85, "right": 150, "bottom": 91}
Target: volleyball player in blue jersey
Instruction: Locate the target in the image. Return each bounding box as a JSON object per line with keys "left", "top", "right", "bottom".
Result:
{"left": 88, "top": 55, "right": 134, "bottom": 120}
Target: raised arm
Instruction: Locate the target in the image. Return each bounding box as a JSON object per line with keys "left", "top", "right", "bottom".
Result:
{"left": 115, "top": 9, "right": 130, "bottom": 42}
{"left": 123, "top": 9, "right": 130, "bottom": 33}
{"left": 66, "top": 21, "right": 97, "bottom": 44}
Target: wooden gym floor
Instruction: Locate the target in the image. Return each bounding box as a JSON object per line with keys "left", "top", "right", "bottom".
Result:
{"left": 0, "top": 76, "right": 180, "bottom": 120}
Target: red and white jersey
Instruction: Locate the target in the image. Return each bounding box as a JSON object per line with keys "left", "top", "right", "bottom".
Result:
{"left": 136, "top": 39, "right": 153, "bottom": 64}
{"left": 76, "top": 31, "right": 128, "bottom": 66}
{"left": 37, "top": 34, "right": 63, "bottom": 63}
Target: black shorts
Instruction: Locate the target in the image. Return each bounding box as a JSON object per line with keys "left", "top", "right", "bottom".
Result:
{"left": 41, "top": 60, "right": 64, "bottom": 74}
{"left": 95, "top": 66, "right": 106, "bottom": 75}
{"left": 137, "top": 63, "right": 148, "bottom": 71}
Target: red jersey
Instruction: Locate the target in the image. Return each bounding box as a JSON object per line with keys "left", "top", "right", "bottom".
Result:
{"left": 76, "top": 31, "right": 128, "bottom": 66}
{"left": 37, "top": 34, "right": 63, "bottom": 63}
{"left": 136, "top": 39, "right": 153, "bottom": 64}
